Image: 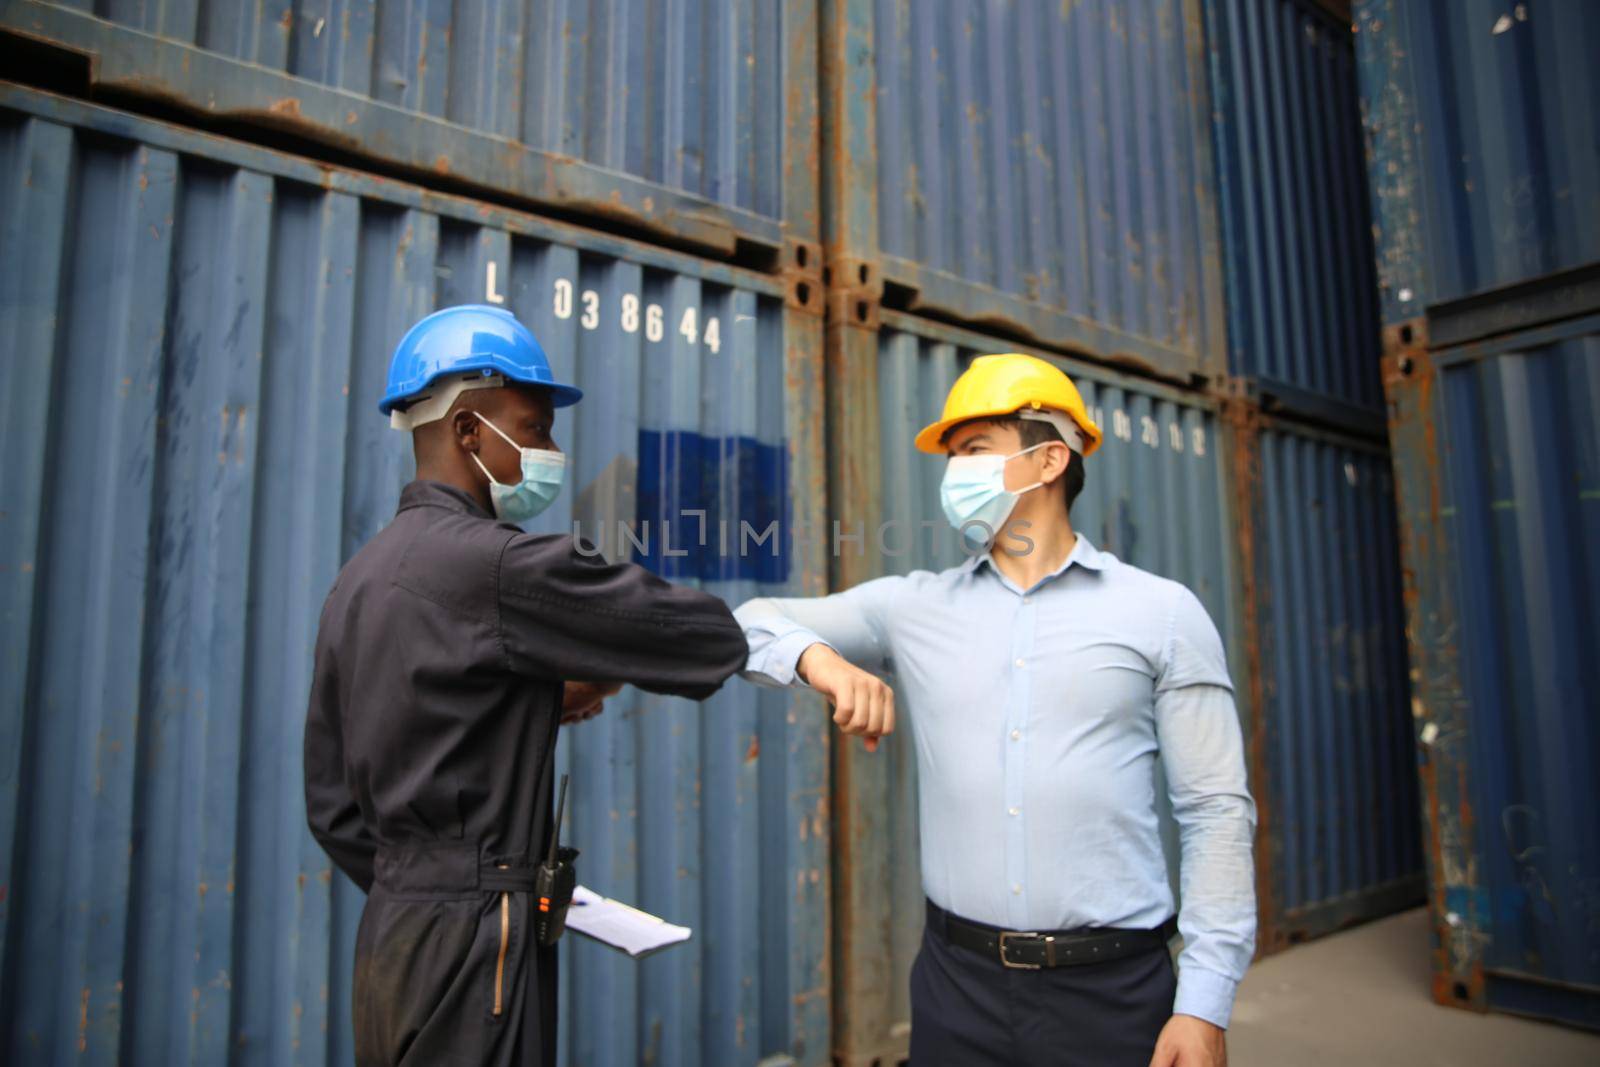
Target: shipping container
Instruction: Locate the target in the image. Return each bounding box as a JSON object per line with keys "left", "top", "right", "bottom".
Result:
{"left": 825, "top": 310, "right": 1247, "bottom": 1066}
{"left": 0, "top": 86, "right": 832, "bottom": 1066}
{"left": 1381, "top": 311, "right": 1600, "bottom": 1031}
{"left": 820, "top": 0, "right": 1227, "bottom": 383}
{"left": 0, "top": 0, "right": 822, "bottom": 261}
{"left": 1228, "top": 413, "right": 1422, "bottom": 950}
{"left": 1205, "top": 0, "right": 1386, "bottom": 423}
{"left": 1357, "top": 0, "right": 1600, "bottom": 1032}
{"left": 1356, "top": 0, "right": 1600, "bottom": 329}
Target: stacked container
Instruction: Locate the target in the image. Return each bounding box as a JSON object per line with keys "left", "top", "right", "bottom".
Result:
{"left": 821, "top": 1, "right": 1418, "bottom": 1062}
{"left": 0, "top": 0, "right": 1435, "bottom": 1063}
{"left": 1205, "top": 0, "right": 1422, "bottom": 952}
{"left": 0, "top": 4, "right": 832, "bottom": 1066}
{"left": 1355, "top": 0, "right": 1600, "bottom": 1031}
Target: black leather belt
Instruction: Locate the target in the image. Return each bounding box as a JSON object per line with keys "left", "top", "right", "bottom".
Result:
{"left": 926, "top": 898, "right": 1178, "bottom": 970}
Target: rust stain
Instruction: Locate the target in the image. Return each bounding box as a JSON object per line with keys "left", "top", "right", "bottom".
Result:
{"left": 1381, "top": 323, "right": 1487, "bottom": 1011}
{"left": 1218, "top": 383, "right": 1279, "bottom": 956}
{"left": 744, "top": 735, "right": 760, "bottom": 763}
{"left": 78, "top": 987, "right": 89, "bottom": 1052}
{"left": 266, "top": 97, "right": 304, "bottom": 120}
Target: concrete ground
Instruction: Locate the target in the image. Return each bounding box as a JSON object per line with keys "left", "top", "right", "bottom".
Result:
{"left": 1228, "top": 908, "right": 1600, "bottom": 1066}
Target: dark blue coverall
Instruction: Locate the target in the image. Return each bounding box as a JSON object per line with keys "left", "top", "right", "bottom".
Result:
{"left": 304, "top": 480, "right": 746, "bottom": 1066}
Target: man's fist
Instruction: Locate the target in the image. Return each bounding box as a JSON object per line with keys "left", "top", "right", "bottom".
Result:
{"left": 796, "top": 643, "right": 895, "bottom": 752}
{"left": 1147, "top": 1014, "right": 1226, "bottom": 1067}
{"left": 561, "top": 680, "right": 622, "bottom": 725}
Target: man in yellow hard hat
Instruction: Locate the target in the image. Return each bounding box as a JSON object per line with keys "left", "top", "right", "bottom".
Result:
{"left": 734, "top": 353, "right": 1256, "bottom": 1067}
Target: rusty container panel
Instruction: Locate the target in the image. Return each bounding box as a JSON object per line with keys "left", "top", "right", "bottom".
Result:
{"left": 1357, "top": 0, "right": 1600, "bottom": 1031}
{"left": 829, "top": 310, "right": 1246, "bottom": 1065}
{"left": 1205, "top": 0, "right": 1386, "bottom": 419}
{"left": 1356, "top": 0, "right": 1600, "bottom": 327}
{"left": 1244, "top": 420, "right": 1422, "bottom": 951}
{"left": 0, "top": 0, "right": 821, "bottom": 258}
{"left": 1385, "top": 313, "right": 1600, "bottom": 1031}
{"left": 0, "top": 87, "right": 830, "bottom": 1066}
{"left": 862, "top": 0, "right": 1227, "bottom": 381}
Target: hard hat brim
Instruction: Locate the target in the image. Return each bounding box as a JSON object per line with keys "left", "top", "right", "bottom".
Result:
{"left": 379, "top": 375, "right": 583, "bottom": 416}
{"left": 914, "top": 406, "right": 1102, "bottom": 456}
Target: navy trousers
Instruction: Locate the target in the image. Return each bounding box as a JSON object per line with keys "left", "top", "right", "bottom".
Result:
{"left": 909, "top": 916, "right": 1178, "bottom": 1066}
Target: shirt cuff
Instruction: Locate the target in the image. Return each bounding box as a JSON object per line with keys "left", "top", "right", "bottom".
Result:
{"left": 1173, "top": 965, "right": 1239, "bottom": 1030}
{"left": 745, "top": 628, "right": 832, "bottom": 688}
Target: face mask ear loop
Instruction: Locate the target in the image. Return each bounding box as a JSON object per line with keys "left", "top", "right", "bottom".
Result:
{"left": 469, "top": 450, "right": 504, "bottom": 487}
{"left": 472, "top": 411, "right": 525, "bottom": 451}
{"left": 1006, "top": 440, "right": 1052, "bottom": 496}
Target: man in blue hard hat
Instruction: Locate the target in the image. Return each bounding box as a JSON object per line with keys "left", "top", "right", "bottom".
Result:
{"left": 303, "top": 305, "right": 747, "bottom": 1067}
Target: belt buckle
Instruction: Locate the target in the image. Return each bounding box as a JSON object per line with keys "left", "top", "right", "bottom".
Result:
{"left": 998, "top": 930, "right": 1047, "bottom": 970}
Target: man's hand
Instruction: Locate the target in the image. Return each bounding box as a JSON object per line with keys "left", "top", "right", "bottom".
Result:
{"left": 1148, "top": 1015, "right": 1226, "bottom": 1067}
{"left": 796, "top": 643, "right": 895, "bottom": 751}
{"left": 561, "top": 680, "right": 622, "bottom": 725}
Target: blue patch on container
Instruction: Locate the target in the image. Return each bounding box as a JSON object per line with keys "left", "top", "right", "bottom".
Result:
{"left": 633, "top": 429, "right": 789, "bottom": 584}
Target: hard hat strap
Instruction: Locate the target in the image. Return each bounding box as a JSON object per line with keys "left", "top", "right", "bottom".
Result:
{"left": 1016, "top": 408, "right": 1085, "bottom": 453}
{"left": 389, "top": 372, "right": 507, "bottom": 431}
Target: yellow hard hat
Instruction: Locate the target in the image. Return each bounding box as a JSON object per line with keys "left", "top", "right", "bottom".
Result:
{"left": 914, "top": 353, "right": 1104, "bottom": 456}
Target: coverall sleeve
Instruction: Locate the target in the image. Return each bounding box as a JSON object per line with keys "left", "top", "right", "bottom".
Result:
{"left": 496, "top": 532, "right": 747, "bottom": 700}
{"left": 303, "top": 619, "right": 377, "bottom": 893}
{"left": 1153, "top": 586, "right": 1258, "bottom": 1029}
{"left": 732, "top": 575, "right": 903, "bottom": 688}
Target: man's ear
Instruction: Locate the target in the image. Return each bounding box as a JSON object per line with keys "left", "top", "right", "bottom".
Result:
{"left": 451, "top": 409, "right": 481, "bottom": 454}
{"left": 1040, "top": 441, "right": 1073, "bottom": 485}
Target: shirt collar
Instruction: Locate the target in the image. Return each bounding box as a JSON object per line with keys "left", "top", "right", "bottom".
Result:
{"left": 398, "top": 479, "right": 494, "bottom": 520}
{"left": 962, "top": 531, "right": 1109, "bottom": 580}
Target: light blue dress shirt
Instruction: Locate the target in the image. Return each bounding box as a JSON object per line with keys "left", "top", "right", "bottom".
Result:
{"left": 734, "top": 534, "right": 1257, "bottom": 1029}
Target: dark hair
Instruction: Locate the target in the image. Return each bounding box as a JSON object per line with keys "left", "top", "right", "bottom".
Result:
{"left": 942, "top": 414, "right": 1086, "bottom": 514}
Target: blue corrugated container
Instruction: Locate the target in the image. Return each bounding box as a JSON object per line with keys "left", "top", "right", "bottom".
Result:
{"left": 1382, "top": 314, "right": 1600, "bottom": 1031}
{"left": 1356, "top": 0, "right": 1600, "bottom": 327}
{"left": 1205, "top": 0, "right": 1386, "bottom": 419}
{"left": 828, "top": 310, "right": 1246, "bottom": 1064}
{"left": 1357, "top": 0, "right": 1600, "bottom": 1031}
{"left": 0, "top": 86, "right": 831, "bottom": 1066}
{"left": 0, "top": 0, "right": 821, "bottom": 258}
{"left": 824, "top": 0, "right": 1227, "bottom": 381}
{"left": 1241, "top": 418, "right": 1422, "bottom": 949}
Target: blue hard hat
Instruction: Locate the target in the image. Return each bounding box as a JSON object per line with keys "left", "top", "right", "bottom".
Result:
{"left": 379, "top": 304, "right": 582, "bottom": 416}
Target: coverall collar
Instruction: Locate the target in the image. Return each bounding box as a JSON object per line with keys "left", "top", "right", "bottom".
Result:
{"left": 398, "top": 479, "right": 494, "bottom": 520}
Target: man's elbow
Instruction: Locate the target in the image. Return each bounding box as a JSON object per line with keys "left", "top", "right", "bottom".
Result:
{"left": 705, "top": 620, "right": 755, "bottom": 686}
{"left": 731, "top": 596, "right": 783, "bottom": 628}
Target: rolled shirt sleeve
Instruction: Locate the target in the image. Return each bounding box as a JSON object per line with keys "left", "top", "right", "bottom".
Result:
{"left": 732, "top": 575, "right": 903, "bottom": 687}
{"left": 1155, "top": 587, "right": 1258, "bottom": 1029}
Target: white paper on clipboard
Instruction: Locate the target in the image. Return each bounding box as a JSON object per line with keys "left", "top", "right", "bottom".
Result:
{"left": 565, "top": 885, "right": 693, "bottom": 959}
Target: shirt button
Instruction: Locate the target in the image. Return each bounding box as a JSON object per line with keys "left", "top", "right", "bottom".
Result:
{"left": 1021, "top": 596, "right": 1032, "bottom": 605}
{"left": 1014, "top": 658, "right": 1025, "bottom": 668}
{"left": 1008, "top": 807, "right": 1020, "bottom": 817}
{"left": 1012, "top": 884, "right": 1022, "bottom": 895}
{"left": 1010, "top": 729, "right": 1021, "bottom": 741}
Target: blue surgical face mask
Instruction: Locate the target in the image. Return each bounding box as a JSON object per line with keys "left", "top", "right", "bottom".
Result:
{"left": 939, "top": 441, "right": 1051, "bottom": 549}
{"left": 470, "top": 412, "right": 567, "bottom": 523}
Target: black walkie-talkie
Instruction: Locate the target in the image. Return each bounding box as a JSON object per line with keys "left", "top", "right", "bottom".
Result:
{"left": 534, "top": 773, "right": 579, "bottom": 946}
